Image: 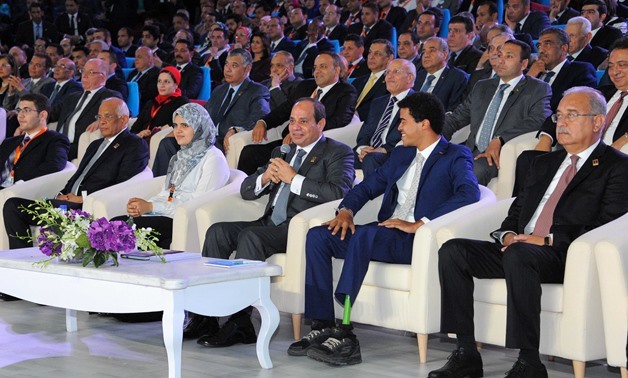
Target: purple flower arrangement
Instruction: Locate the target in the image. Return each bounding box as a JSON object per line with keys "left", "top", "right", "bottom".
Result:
{"left": 19, "top": 200, "right": 163, "bottom": 268}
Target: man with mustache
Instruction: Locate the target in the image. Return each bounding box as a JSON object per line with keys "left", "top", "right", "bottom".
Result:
{"left": 172, "top": 39, "right": 203, "bottom": 99}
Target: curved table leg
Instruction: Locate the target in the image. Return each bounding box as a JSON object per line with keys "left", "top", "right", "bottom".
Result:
{"left": 252, "top": 277, "right": 279, "bottom": 369}
{"left": 162, "top": 290, "right": 185, "bottom": 378}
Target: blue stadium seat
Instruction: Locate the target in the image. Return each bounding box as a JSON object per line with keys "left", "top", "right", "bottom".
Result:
{"left": 596, "top": 70, "right": 604, "bottom": 85}
{"left": 553, "top": 24, "right": 567, "bottom": 29}
{"left": 122, "top": 67, "right": 133, "bottom": 80}
{"left": 197, "top": 66, "right": 211, "bottom": 101}
{"left": 497, "top": 0, "right": 504, "bottom": 23}
{"left": 127, "top": 81, "right": 140, "bottom": 117}
{"left": 125, "top": 57, "right": 135, "bottom": 68}
{"left": 330, "top": 39, "right": 341, "bottom": 54}
{"left": 391, "top": 27, "right": 397, "bottom": 56}
{"left": 439, "top": 9, "right": 451, "bottom": 38}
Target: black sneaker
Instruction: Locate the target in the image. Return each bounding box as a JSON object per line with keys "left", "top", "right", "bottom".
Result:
{"left": 287, "top": 328, "right": 335, "bottom": 356}
{"left": 428, "top": 347, "right": 483, "bottom": 378}
{"left": 306, "top": 330, "right": 362, "bottom": 366}
{"left": 504, "top": 359, "right": 548, "bottom": 378}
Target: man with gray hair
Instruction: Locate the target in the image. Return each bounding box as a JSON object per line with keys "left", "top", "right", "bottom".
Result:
{"left": 261, "top": 51, "right": 302, "bottom": 110}
{"left": 431, "top": 86, "right": 628, "bottom": 378}
{"left": 565, "top": 16, "right": 608, "bottom": 68}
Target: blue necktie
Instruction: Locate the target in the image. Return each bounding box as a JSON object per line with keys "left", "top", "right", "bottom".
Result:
{"left": 477, "top": 83, "right": 510, "bottom": 152}
{"left": 371, "top": 96, "right": 398, "bottom": 148}
{"left": 271, "top": 148, "right": 307, "bottom": 225}
{"left": 420, "top": 74, "right": 436, "bottom": 93}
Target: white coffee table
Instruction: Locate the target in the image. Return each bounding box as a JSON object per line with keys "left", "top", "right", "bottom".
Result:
{"left": 0, "top": 249, "right": 282, "bottom": 378}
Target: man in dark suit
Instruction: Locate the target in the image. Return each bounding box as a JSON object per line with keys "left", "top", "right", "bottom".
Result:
{"left": 238, "top": 52, "right": 358, "bottom": 174}
{"left": 286, "top": 6, "right": 308, "bottom": 41}
{"left": 415, "top": 37, "right": 469, "bottom": 112}
{"left": 42, "top": 57, "right": 82, "bottom": 109}
{"left": 268, "top": 16, "right": 295, "bottom": 56}
{"left": 50, "top": 58, "right": 122, "bottom": 161}
{"left": 465, "top": 31, "right": 514, "bottom": 99}
{"left": 342, "top": 34, "right": 370, "bottom": 79}
{"left": 379, "top": 0, "right": 408, "bottom": 32}
{"left": 4, "top": 98, "right": 149, "bottom": 249}
{"left": 582, "top": 0, "right": 623, "bottom": 50}
{"left": 288, "top": 92, "right": 480, "bottom": 365}
{"left": 126, "top": 47, "right": 159, "bottom": 111}
{"left": 98, "top": 50, "right": 129, "bottom": 101}
{"left": 323, "top": 5, "right": 348, "bottom": 44}
{"left": 93, "top": 28, "right": 127, "bottom": 69}
{"left": 527, "top": 27, "right": 597, "bottom": 112}
{"left": 353, "top": 39, "right": 393, "bottom": 120}
{"left": 447, "top": 15, "right": 483, "bottom": 75}
{"left": 191, "top": 98, "right": 355, "bottom": 348}
{"left": 355, "top": 59, "right": 415, "bottom": 175}
{"left": 504, "top": 0, "right": 552, "bottom": 40}
{"left": 0, "top": 94, "right": 69, "bottom": 188}
{"left": 117, "top": 27, "right": 137, "bottom": 58}
{"left": 549, "top": 0, "right": 580, "bottom": 24}
{"left": 430, "top": 87, "right": 628, "bottom": 378}
{"left": 341, "top": 0, "right": 363, "bottom": 27}
{"left": 201, "top": 28, "right": 230, "bottom": 90}
{"left": 397, "top": 31, "right": 423, "bottom": 73}
{"left": 348, "top": 2, "right": 394, "bottom": 59}
{"left": 15, "top": 2, "right": 58, "bottom": 47}
{"left": 566, "top": 16, "right": 608, "bottom": 68}
{"left": 443, "top": 40, "right": 552, "bottom": 185}
{"left": 2, "top": 53, "right": 55, "bottom": 112}
{"left": 261, "top": 51, "right": 303, "bottom": 110}
{"left": 173, "top": 39, "right": 203, "bottom": 99}
{"left": 293, "top": 19, "right": 335, "bottom": 79}
{"left": 141, "top": 25, "right": 170, "bottom": 68}
{"left": 54, "top": 0, "right": 92, "bottom": 45}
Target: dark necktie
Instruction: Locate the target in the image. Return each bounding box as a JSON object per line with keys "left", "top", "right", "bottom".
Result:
{"left": 70, "top": 139, "right": 110, "bottom": 195}
{"left": 131, "top": 71, "right": 143, "bottom": 82}
{"left": 603, "top": 91, "right": 628, "bottom": 135}
{"left": 2, "top": 136, "right": 31, "bottom": 184}
{"left": 176, "top": 65, "right": 183, "bottom": 71}
{"left": 420, "top": 74, "right": 436, "bottom": 93}
{"left": 371, "top": 96, "right": 398, "bottom": 148}
{"left": 567, "top": 55, "right": 574, "bottom": 62}
{"left": 60, "top": 90, "right": 90, "bottom": 137}
{"left": 478, "top": 84, "right": 510, "bottom": 151}
{"left": 448, "top": 51, "right": 458, "bottom": 66}
{"left": 533, "top": 155, "right": 579, "bottom": 236}
{"left": 49, "top": 84, "right": 61, "bottom": 103}
{"left": 35, "top": 24, "right": 41, "bottom": 42}
{"left": 216, "top": 88, "right": 234, "bottom": 126}
{"left": 314, "top": 89, "right": 323, "bottom": 101}
{"left": 271, "top": 148, "right": 307, "bottom": 225}
{"left": 515, "top": 22, "right": 522, "bottom": 33}
{"left": 270, "top": 41, "right": 276, "bottom": 51}
{"left": 543, "top": 71, "right": 555, "bottom": 83}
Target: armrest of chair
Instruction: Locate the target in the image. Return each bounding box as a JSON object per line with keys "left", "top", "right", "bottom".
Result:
{"left": 77, "top": 129, "right": 103, "bottom": 165}
{"left": 225, "top": 121, "right": 288, "bottom": 169}
{"left": 436, "top": 197, "right": 514, "bottom": 246}
{"left": 488, "top": 131, "right": 537, "bottom": 199}
{"left": 323, "top": 114, "right": 362, "bottom": 147}
{"left": 171, "top": 169, "right": 247, "bottom": 253}
{"left": 621, "top": 143, "right": 628, "bottom": 154}
{"left": 149, "top": 126, "right": 173, "bottom": 170}
{"left": 593, "top": 213, "right": 628, "bottom": 368}
{"left": 83, "top": 166, "right": 154, "bottom": 219}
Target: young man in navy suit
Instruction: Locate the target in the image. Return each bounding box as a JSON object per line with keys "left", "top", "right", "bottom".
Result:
{"left": 288, "top": 92, "right": 480, "bottom": 366}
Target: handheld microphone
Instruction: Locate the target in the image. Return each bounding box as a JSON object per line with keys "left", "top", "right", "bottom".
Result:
{"left": 269, "top": 144, "right": 292, "bottom": 191}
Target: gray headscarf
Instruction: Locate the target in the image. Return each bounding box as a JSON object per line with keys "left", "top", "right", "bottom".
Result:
{"left": 165, "top": 103, "right": 218, "bottom": 189}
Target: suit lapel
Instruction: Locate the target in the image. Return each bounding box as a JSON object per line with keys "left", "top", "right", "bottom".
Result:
{"left": 296, "top": 137, "right": 326, "bottom": 178}
{"left": 417, "top": 137, "right": 447, "bottom": 192}
{"left": 224, "top": 79, "right": 249, "bottom": 115}
{"left": 432, "top": 67, "right": 449, "bottom": 95}
{"left": 562, "top": 143, "right": 606, "bottom": 196}
{"left": 494, "top": 77, "right": 527, "bottom": 132}
{"left": 521, "top": 150, "right": 567, "bottom": 225}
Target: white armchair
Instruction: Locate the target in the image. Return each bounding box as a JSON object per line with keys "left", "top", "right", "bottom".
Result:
{"left": 487, "top": 131, "right": 538, "bottom": 199}
{"left": 74, "top": 129, "right": 103, "bottom": 166}
{"left": 0, "top": 162, "right": 77, "bottom": 249}
{"left": 149, "top": 126, "right": 173, "bottom": 170}
{"left": 435, "top": 198, "right": 611, "bottom": 378}
{"left": 594, "top": 214, "right": 628, "bottom": 378}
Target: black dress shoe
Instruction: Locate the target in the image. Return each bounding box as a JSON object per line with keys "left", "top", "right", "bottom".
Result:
{"left": 197, "top": 317, "right": 256, "bottom": 347}
{"left": 428, "top": 347, "right": 483, "bottom": 378}
{"left": 183, "top": 313, "right": 219, "bottom": 340}
{"left": 504, "top": 359, "right": 548, "bottom": 378}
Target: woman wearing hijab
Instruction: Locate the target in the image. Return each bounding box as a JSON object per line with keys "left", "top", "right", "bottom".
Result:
{"left": 130, "top": 66, "right": 189, "bottom": 142}
{"left": 120, "top": 103, "right": 230, "bottom": 249}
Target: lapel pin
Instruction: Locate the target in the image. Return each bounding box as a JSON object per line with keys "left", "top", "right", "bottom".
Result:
{"left": 592, "top": 159, "right": 599, "bottom": 166}
{"left": 113, "top": 143, "right": 120, "bottom": 149}
{"left": 310, "top": 156, "right": 318, "bottom": 163}
{"left": 438, "top": 151, "right": 444, "bottom": 154}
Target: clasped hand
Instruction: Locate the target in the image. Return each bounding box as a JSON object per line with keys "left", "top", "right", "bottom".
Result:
{"left": 262, "top": 157, "right": 296, "bottom": 187}
{"left": 127, "top": 197, "right": 152, "bottom": 217}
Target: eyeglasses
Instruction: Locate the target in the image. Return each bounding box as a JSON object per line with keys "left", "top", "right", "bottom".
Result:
{"left": 551, "top": 113, "right": 597, "bottom": 122}
{"left": 94, "top": 114, "right": 121, "bottom": 121}
{"left": 83, "top": 70, "right": 104, "bottom": 76}
{"left": 53, "top": 64, "right": 69, "bottom": 70}
{"left": 387, "top": 68, "right": 410, "bottom": 75}
{"left": 15, "top": 108, "right": 39, "bottom": 115}
{"left": 368, "top": 50, "right": 389, "bottom": 57}
{"left": 0, "top": 63, "right": 12, "bottom": 68}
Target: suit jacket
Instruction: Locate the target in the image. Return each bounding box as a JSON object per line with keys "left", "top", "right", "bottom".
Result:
{"left": 573, "top": 44, "right": 608, "bottom": 69}
{"left": 61, "top": 129, "right": 149, "bottom": 195}
{"left": 518, "top": 11, "right": 552, "bottom": 40}
{"left": 464, "top": 66, "right": 493, "bottom": 99}
{"left": 353, "top": 72, "right": 388, "bottom": 120}
{"left": 444, "top": 76, "right": 552, "bottom": 151}
{"left": 126, "top": 66, "right": 160, "bottom": 110}
{"left": 205, "top": 77, "right": 271, "bottom": 140}
{"left": 355, "top": 90, "right": 415, "bottom": 152}
{"left": 2, "top": 76, "right": 56, "bottom": 109}
{"left": 600, "top": 85, "right": 628, "bottom": 141}
{"left": 106, "top": 74, "right": 129, "bottom": 101}
{"left": 348, "top": 20, "right": 395, "bottom": 59}
{"left": 271, "top": 37, "right": 296, "bottom": 55}
{"left": 449, "top": 45, "right": 483, "bottom": 75}
{"left": 53, "top": 87, "right": 123, "bottom": 160}
{"left": 122, "top": 45, "right": 137, "bottom": 58}
{"left": 54, "top": 12, "right": 92, "bottom": 38}
{"left": 340, "top": 10, "right": 362, "bottom": 27}
{"left": 178, "top": 62, "right": 204, "bottom": 99}
{"left": 414, "top": 66, "right": 468, "bottom": 111}
{"left": 590, "top": 25, "right": 623, "bottom": 50}
{"left": 131, "top": 95, "right": 189, "bottom": 134}
{"left": 544, "top": 59, "right": 597, "bottom": 111}
{"left": 240, "top": 136, "right": 355, "bottom": 223}
{"left": 348, "top": 58, "right": 370, "bottom": 79}
{"left": 15, "top": 20, "right": 58, "bottom": 46}
{"left": 42, "top": 79, "right": 83, "bottom": 109}
{"left": 0, "top": 130, "right": 69, "bottom": 183}
{"left": 263, "top": 79, "right": 357, "bottom": 135}
{"left": 381, "top": 6, "right": 407, "bottom": 32}
{"left": 293, "top": 38, "right": 335, "bottom": 79}
{"left": 262, "top": 76, "right": 303, "bottom": 110}
{"left": 326, "top": 24, "right": 348, "bottom": 44}
{"left": 551, "top": 7, "right": 579, "bottom": 24}
{"left": 287, "top": 24, "right": 308, "bottom": 41}
{"left": 340, "top": 137, "right": 480, "bottom": 222}
{"left": 499, "top": 142, "right": 628, "bottom": 253}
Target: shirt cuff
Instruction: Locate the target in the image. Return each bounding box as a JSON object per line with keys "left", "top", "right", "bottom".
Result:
{"left": 498, "top": 230, "right": 517, "bottom": 244}
{"left": 290, "top": 174, "right": 305, "bottom": 195}
{"left": 356, "top": 145, "right": 368, "bottom": 155}
{"left": 255, "top": 175, "right": 269, "bottom": 195}
{"left": 420, "top": 217, "right": 430, "bottom": 224}
{"left": 539, "top": 132, "right": 553, "bottom": 144}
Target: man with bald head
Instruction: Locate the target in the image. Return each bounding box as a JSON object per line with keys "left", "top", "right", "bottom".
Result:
{"left": 127, "top": 46, "right": 160, "bottom": 110}
{"left": 49, "top": 58, "right": 122, "bottom": 160}
{"left": 4, "top": 97, "right": 148, "bottom": 249}
{"left": 42, "top": 57, "right": 82, "bottom": 108}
